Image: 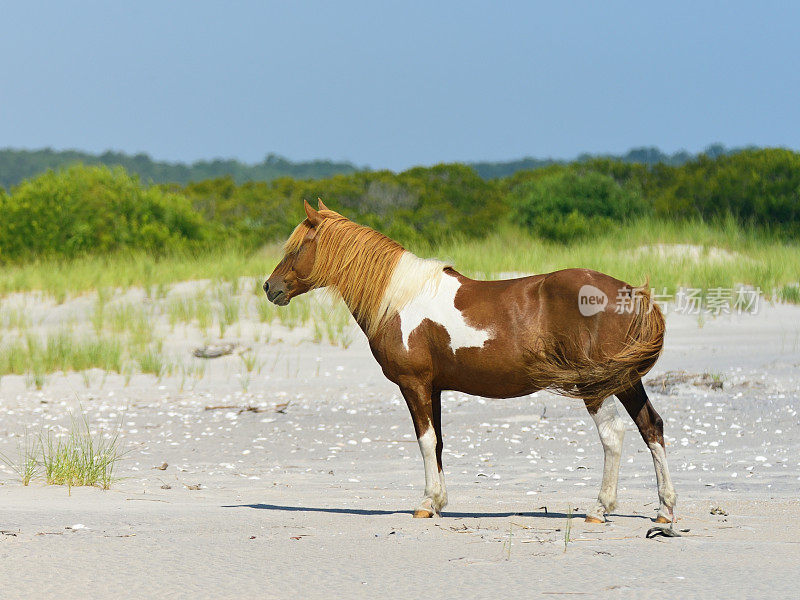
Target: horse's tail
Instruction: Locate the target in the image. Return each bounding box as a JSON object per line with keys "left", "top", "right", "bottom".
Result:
{"left": 527, "top": 284, "right": 665, "bottom": 409}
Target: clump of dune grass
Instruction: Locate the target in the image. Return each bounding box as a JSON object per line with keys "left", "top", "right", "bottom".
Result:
{"left": 189, "top": 359, "right": 206, "bottom": 381}
{"left": 779, "top": 284, "right": 800, "bottom": 304}
{"left": 167, "top": 297, "right": 195, "bottom": 329}
{"left": 256, "top": 298, "right": 277, "bottom": 323}
{"left": 324, "top": 305, "right": 355, "bottom": 348}
{"left": 107, "top": 304, "right": 154, "bottom": 348}
{"left": 564, "top": 505, "right": 573, "bottom": 552}
{"left": 238, "top": 370, "right": 252, "bottom": 393}
{"left": 40, "top": 415, "right": 123, "bottom": 490}
{"left": 26, "top": 369, "right": 47, "bottom": 390}
{"left": 0, "top": 306, "right": 30, "bottom": 330}
{"left": 0, "top": 428, "right": 40, "bottom": 485}
{"left": 175, "top": 358, "right": 207, "bottom": 392}
{"left": 147, "top": 281, "right": 170, "bottom": 301}
{"left": 277, "top": 296, "right": 312, "bottom": 329}
{"left": 311, "top": 318, "right": 324, "bottom": 343}
{"left": 135, "top": 344, "right": 168, "bottom": 379}
{"left": 240, "top": 350, "right": 263, "bottom": 374}
{"left": 217, "top": 296, "right": 240, "bottom": 338}
{"left": 194, "top": 294, "right": 213, "bottom": 334}
{"left": 90, "top": 287, "right": 112, "bottom": 335}
{"left": 2, "top": 414, "right": 124, "bottom": 490}
{"left": 503, "top": 521, "right": 514, "bottom": 560}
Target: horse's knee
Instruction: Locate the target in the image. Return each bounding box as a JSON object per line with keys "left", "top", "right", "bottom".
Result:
{"left": 598, "top": 489, "right": 617, "bottom": 511}
{"left": 662, "top": 484, "right": 677, "bottom": 508}
{"left": 652, "top": 412, "right": 664, "bottom": 435}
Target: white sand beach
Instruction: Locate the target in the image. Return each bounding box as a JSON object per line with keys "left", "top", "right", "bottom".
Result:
{"left": 1, "top": 292, "right": 799, "bottom": 599}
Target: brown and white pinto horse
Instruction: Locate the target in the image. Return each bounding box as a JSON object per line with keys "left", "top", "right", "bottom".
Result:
{"left": 264, "top": 200, "right": 676, "bottom": 524}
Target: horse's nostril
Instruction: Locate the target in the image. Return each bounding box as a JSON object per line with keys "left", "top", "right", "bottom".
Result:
{"left": 262, "top": 281, "right": 269, "bottom": 294}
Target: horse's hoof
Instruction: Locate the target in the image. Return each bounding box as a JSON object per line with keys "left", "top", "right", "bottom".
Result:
{"left": 654, "top": 515, "right": 671, "bottom": 524}
{"left": 585, "top": 516, "right": 605, "bottom": 524}
{"left": 413, "top": 508, "right": 435, "bottom": 518}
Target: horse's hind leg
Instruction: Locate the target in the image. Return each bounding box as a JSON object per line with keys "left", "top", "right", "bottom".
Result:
{"left": 584, "top": 397, "right": 626, "bottom": 523}
{"left": 399, "top": 383, "right": 447, "bottom": 518}
{"left": 616, "top": 380, "right": 677, "bottom": 523}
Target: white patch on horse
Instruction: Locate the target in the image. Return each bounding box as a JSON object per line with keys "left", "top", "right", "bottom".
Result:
{"left": 587, "top": 397, "right": 625, "bottom": 520}
{"left": 648, "top": 441, "right": 677, "bottom": 514}
{"left": 417, "top": 426, "right": 447, "bottom": 513}
{"left": 382, "top": 252, "right": 491, "bottom": 352}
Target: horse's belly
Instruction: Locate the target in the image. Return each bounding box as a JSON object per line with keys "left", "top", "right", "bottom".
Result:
{"left": 434, "top": 357, "right": 538, "bottom": 399}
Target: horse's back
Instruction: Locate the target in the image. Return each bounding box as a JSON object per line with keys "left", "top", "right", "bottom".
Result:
{"left": 456, "top": 267, "right": 633, "bottom": 327}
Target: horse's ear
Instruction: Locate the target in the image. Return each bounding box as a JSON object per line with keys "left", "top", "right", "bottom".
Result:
{"left": 317, "top": 198, "right": 329, "bottom": 212}
{"left": 304, "top": 199, "right": 323, "bottom": 227}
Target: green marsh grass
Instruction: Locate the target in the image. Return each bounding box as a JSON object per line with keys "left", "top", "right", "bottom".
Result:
{"left": 3, "top": 219, "right": 798, "bottom": 302}
{"left": 1, "top": 219, "right": 798, "bottom": 385}
{"left": 0, "top": 245, "right": 276, "bottom": 300}
{"left": 0, "top": 330, "right": 123, "bottom": 378}
{"left": 2, "top": 221, "right": 798, "bottom": 301}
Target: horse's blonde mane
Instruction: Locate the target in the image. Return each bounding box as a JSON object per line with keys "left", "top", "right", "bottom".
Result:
{"left": 284, "top": 210, "right": 409, "bottom": 337}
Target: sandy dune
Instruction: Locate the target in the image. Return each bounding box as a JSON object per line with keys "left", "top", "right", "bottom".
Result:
{"left": 1, "top": 295, "right": 799, "bottom": 598}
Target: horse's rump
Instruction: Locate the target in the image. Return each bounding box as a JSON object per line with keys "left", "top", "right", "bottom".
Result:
{"left": 526, "top": 281, "right": 665, "bottom": 408}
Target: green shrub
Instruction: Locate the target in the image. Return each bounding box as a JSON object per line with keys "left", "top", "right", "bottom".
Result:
{"left": 0, "top": 165, "right": 209, "bottom": 262}
{"left": 174, "top": 176, "right": 303, "bottom": 249}
{"left": 652, "top": 149, "right": 800, "bottom": 232}
{"left": 2, "top": 150, "right": 800, "bottom": 264}
{"left": 509, "top": 171, "right": 649, "bottom": 242}
{"left": 177, "top": 164, "right": 505, "bottom": 249}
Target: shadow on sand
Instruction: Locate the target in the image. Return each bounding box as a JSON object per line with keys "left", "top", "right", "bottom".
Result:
{"left": 221, "top": 503, "right": 648, "bottom": 520}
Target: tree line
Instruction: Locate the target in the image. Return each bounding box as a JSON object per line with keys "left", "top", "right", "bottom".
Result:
{"left": 0, "top": 148, "right": 798, "bottom": 263}
{"left": 0, "top": 149, "right": 361, "bottom": 190}
{"left": 1, "top": 144, "right": 748, "bottom": 189}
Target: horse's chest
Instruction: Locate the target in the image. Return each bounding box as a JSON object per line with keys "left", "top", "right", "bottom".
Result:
{"left": 398, "top": 274, "right": 492, "bottom": 353}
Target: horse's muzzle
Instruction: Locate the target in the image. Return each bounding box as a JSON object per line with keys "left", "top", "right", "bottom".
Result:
{"left": 266, "top": 287, "right": 290, "bottom": 306}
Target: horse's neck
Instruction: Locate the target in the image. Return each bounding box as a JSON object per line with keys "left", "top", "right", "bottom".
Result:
{"left": 343, "top": 250, "right": 449, "bottom": 339}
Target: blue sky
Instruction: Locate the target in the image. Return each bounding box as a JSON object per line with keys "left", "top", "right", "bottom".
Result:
{"left": 1, "top": 1, "right": 798, "bottom": 170}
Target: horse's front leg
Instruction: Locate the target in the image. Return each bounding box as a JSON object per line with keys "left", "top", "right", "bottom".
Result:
{"left": 399, "top": 383, "right": 447, "bottom": 518}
